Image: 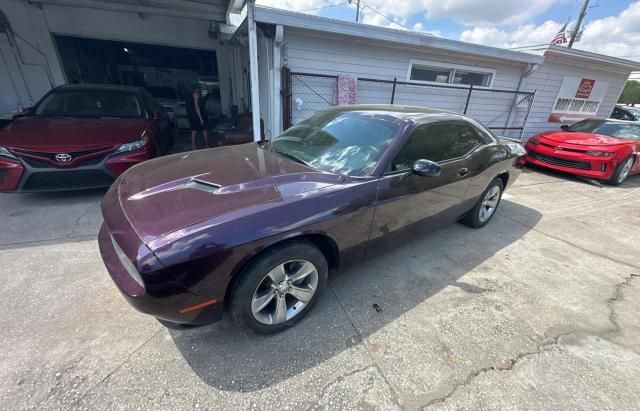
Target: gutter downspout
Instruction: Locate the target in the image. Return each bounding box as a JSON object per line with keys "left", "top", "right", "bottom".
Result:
{"left": 247, "top": 0, "right": 261, "bottom": 142}
{"left": 504, "top": 63, "right": 537, "bottom": 135}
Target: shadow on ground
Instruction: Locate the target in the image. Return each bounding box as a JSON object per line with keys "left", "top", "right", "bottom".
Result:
{"left": 169, "top": 199, "right": 542, "bottom": 392}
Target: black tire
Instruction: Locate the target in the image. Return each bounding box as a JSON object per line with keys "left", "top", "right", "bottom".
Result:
{"left": 608, "top": 156, "right": 634, "bottom": 186}
{"left": 461, "top": 178, "right": 504, "bottom": 228}
{"left": 229, "top": 240, "right": 328, "bottom": 334}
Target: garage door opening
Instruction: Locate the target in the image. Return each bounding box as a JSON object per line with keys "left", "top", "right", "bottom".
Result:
{"left": 53, "top": 35, "right": 251, "bottom": 151}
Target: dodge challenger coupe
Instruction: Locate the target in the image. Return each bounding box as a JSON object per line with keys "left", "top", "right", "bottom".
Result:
{"left": 0, "top": 84, "right": 172, "bottom": 192}
{"left": 98, "top": 105, "right": 526, "bottom": 333}
{"left": 525, "top": 119, "right": 640, "bottom": 185}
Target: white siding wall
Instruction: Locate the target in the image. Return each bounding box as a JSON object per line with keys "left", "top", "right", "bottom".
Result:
{"left": 282, "top": 28, "right": 530, "bottom": 127}
{"left": 522, "top": 53, "right": 630, "bottom": 138}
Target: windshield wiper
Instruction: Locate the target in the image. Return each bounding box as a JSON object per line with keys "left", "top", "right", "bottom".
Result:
{"left": 273, "top": 149, "right": 312, "bottom": 167}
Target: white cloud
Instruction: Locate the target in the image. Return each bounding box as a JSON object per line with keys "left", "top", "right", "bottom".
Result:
{"left": 257, "top": 0, "right": 567, "bottom": 27}
{"left": 460, "top": 21, "right": 564, "bottom": 48}
{"left": 459, "top": 1, "right": 640, "bottom": 61}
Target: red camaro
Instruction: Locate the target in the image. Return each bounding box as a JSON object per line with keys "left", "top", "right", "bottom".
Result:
{"left": 525, "top": 119, "right": 640, "bottom": 185}
{"left": 0, "top": 84, "right": 172, "bottom": 192}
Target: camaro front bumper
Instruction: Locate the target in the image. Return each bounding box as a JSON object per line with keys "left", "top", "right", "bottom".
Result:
{"left": 98, "top": 223, "right": 223, "bottom": 325}
{"left": 524, "top": 142, "right": 618, "bottom": 181}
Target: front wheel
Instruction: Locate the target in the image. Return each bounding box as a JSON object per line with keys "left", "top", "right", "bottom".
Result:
{"left": 461, "top": 178, "right": 504, "bottom": 228}
{"left": 229, "top": 241, "right": 328, "bottom": 334}
{"left": 608, "top": 156, "right": 634, "bottom": 186}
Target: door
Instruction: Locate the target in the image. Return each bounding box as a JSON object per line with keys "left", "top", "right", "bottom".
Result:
{"left": 366, "top": 121, "right": 485, "bottom": 256}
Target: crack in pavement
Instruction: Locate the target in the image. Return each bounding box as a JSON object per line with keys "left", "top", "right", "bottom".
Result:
{"left": 305, "top": 365, "right": 379, "bottom": 411}
{"left": 66, "top": 203, "right": 98, "bottom": 239}
{"left": 327, "top": 283, "right": 403, "bottom": 408}
{"left": 0, "top": 234, "right": 97, "bottom": 249}
{"left": 68, "top": 328, "right": 162, "bottom": 408}
{"left": 420, "top": 272, "right": 640, "bottom": 409}
{"left": 496, "top": 211, "right": 640, "bottom": 271}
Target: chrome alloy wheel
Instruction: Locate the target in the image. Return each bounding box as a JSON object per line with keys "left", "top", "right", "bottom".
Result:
{"left": 479, "top": 185, "right": 501, "bottom": 223}
{"left": 251, "top": 259, "right": 319, "bottom": 325}
{"left": 618, "top": 157, "right": 633, "bottom": 184}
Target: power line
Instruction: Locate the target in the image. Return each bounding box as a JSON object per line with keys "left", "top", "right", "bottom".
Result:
{"left": 588, "top": 0, "right": 630, "bottom": 8}
{"left": 300, "top": 1, "right": 349, "bottom": 13}
{"left": 359, "top": 1, "right": 411, "bottom": 31}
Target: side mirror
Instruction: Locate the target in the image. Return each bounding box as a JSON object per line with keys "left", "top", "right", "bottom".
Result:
{"left": 12, "top": 107, "right": 30, "bottom": 120}
{"left": 560, "top": 124, "right": 569, "bottom": 131}
{"left": 151, "top": 110, "right": 163, "bottom": 119}
{"left": 412, "top": 159, "right": 441, "bottom": 177}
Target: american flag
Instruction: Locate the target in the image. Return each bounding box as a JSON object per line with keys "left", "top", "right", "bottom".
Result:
{"left": 551, "top": 23, "right": 568, "bottom": 46}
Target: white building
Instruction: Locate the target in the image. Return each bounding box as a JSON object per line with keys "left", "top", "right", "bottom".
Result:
{"left": 2, "top": 0, "right": 640, "bottom": 141}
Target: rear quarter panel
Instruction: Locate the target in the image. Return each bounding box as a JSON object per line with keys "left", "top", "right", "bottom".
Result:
{"left": 466, "top": 142, "right": 523, "bottom": 202}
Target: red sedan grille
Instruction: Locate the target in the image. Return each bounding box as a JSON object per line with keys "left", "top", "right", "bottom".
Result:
{"left": 13, "top": 147, "right": 112, "bottom": 168}
{"left": 529, "top": 152, "right": 591, "bottom": 170}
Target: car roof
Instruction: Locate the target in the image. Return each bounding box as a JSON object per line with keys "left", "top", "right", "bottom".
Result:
{"left": 321, "top": 104, "right": 471, "bottom": 123}
{"left": 55, "top": 84, "right": 143, "bottom": 94}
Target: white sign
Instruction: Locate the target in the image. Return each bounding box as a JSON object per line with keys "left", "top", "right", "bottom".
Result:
{"left": 548, "top": 77, "right": 609, "bottom": 123}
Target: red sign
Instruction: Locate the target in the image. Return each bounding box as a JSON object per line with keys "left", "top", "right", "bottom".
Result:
{"left": 547, "top": 113, "right": 588, "bottom": 123}
{"left": 575, "top": 79, "right": 595, "bottom": 99}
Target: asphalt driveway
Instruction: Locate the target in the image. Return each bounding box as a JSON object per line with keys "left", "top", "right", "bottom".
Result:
{"left": 1, "top": 168, "right": 639, "bottom": 410}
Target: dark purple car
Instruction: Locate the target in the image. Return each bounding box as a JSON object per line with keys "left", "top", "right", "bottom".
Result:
{"left": 99, "top": 105, "right": 526, "bottom": 333}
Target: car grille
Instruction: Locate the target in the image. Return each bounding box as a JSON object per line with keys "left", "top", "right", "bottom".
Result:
{"left": 529, "top": 152, "right": 591, "bottom": 170}
{"left": 22, "top": 154, "right": 107, "bottom": 168}
{"left": 22, "top": 170, "right": 115, "bottom": 191}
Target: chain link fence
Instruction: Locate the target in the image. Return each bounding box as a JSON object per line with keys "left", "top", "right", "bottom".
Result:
{"left": 285, "top": 70, "right": 536, "bottom": 139}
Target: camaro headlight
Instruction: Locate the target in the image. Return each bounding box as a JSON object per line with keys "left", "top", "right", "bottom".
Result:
{"left": 527, "top": 137, "right": 540, "bottom": 145}
{"left": 113, "top": 137, "right": 148, "bottom": 156}
{"left": 585, "top": 151, "right": 615, "bottom": 157}
{"left": 0, "top": 145, "right": 17, "bottom": 159}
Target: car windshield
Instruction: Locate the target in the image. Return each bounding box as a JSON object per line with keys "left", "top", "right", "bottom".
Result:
{"left": 270, "top": 111, "right": 400, "bottom": 176}
{"left": 567, "top": 120, "right": 640, "bottom": 140}
{"left": 624, "top": 107, "right": 640, "bottom": 120}
{"left": 34, "top": 90, "right": 143, "bottom": 118}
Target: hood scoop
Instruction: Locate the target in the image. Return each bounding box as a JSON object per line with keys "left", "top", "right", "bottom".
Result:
{"left": 187, "top": 179, "right": 221, "bottom": 193}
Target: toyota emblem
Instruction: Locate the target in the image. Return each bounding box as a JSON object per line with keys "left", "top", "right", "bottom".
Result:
{"left": 55, "top": 153, "right": 73, "bottom": 163}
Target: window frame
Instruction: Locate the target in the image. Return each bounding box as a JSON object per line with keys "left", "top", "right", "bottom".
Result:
{"left": 382, "top": 120, "right": 489, "bottom": 176}
{"left": 407, "top": 59, "right": 496, "bottom": 89}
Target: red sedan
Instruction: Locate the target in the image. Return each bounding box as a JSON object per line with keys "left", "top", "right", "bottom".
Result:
{"left": 525, "top": 119, "right": 640, "bottom": 185}
{"left": 0, "top": 84, "right": 172, "bottom": 192}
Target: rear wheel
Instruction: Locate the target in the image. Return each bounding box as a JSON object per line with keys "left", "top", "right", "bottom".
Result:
{"left": 229, "top": 241, "right": 328, "bottom": 334}
{"left": 608, "top": 156, "right": 634, "bottom": 186}
{"left": 461, "top": 178, "right": 504, "bottom": 228}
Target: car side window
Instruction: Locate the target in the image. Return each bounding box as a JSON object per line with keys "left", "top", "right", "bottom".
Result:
{"left": 387, "top": 121, "right": 483, "bottom": 172}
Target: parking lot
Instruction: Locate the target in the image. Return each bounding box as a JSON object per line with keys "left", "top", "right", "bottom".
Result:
{"left": 1, "top": 168, "right": 639, "bottom": 410}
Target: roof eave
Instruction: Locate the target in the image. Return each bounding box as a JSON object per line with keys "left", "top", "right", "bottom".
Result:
{"left": 254, "top": 6, "right": 543, "bottom": 65}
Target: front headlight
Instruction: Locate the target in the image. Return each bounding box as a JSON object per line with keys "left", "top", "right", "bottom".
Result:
{"left": 0, "top": 145, "right": 17, "bottom": 160}
{"left": 585, "top": 151, "right": 615, "bottom": 157}
{"left": 113, "top": 137, "right": 148, "bottom": 156}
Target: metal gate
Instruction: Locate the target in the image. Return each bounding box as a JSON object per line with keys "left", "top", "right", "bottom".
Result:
{"left": 284, "top": 69, "right": 536, "bottom": 139}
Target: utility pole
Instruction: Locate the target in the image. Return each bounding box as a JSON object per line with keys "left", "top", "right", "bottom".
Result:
{"left": 568, "top": 0, "right": 589, "bottom": 48}
{"left": 350, "top": 0, "right": 361, "bottom": 22}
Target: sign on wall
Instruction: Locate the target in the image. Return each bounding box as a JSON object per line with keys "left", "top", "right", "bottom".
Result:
{"left": 547, "top": 77, "right": 609, "bottom": 123}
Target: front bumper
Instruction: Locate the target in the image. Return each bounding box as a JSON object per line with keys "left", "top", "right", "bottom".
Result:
{"left": 524, "top": 142, "right": 616, "bottom": 181}
{"left": 98, "top": 223, "right": 223, "bottom": 325}
{"left": 0, "top": 146, "right": 153, "bottom": 192}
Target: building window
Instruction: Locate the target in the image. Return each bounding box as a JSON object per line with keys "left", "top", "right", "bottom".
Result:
{"left": 408, "top": 60, "right": 495, "bottom": 88}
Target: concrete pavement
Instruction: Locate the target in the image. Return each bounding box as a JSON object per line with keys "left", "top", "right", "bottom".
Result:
{"left": 0, "top": 168, "right": 639, "bottom": 410}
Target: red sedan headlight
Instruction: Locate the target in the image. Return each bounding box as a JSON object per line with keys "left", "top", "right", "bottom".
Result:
{"left": 585, "top": 151, "right": 615, "bottom": 157}
{"left": 527, "top": 137, "right": 540, "bottom": 145}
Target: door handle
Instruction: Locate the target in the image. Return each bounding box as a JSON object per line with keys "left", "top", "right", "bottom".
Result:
{"left": 458, "top": 168, "right": 470, "bottom": 177}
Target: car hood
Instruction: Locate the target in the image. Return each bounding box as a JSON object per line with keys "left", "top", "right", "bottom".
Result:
{"left": 115, "top": 143, "right": 342, "bottom": 243}
{"left": 0, "top": 117, "right": 148, "bottom": 150}
{"left": 539, "top": 130, "right": 628, "bottom": 146}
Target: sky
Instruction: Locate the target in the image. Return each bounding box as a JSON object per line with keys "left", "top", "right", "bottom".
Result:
{"left": 256, "top": 0, "right": 640, "bottom": 62}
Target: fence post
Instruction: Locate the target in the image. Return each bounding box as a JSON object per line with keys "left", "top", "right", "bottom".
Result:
{"left": 390, "top": 77, "right": 397, "bottom": 104}
{"left": 463, "top": 84, "right": 473, "bottom": 114}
